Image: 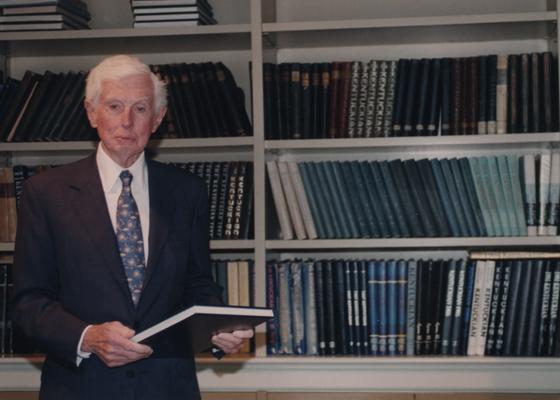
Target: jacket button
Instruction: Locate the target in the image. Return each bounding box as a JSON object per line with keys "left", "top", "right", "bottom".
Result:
{"left": 126, "top": 370, "right": 135, "bottom": 378}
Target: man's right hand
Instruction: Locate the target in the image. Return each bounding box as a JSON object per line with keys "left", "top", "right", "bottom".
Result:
{"left": 81, "top": 321, "right": 153, "bottom": 367}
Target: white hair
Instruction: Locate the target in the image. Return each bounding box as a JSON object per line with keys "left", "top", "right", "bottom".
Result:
{"left": 85, "top": 55, "right": 167, "bottom": 112}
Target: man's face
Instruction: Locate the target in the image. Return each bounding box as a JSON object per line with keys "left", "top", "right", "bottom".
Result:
{"left": 85, "top": 73, "right": 166, "bottom": 167}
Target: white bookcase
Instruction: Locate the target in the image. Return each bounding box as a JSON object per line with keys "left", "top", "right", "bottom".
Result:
{"left": 1, "top": 0, "right": 560, "bottom": 394}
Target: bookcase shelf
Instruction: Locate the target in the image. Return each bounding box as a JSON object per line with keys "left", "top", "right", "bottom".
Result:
{"left": 2, "top": 356, "right": 560, "bottom": 393}
{"left": 266, "top": 237, "right": 560, "bottom": 251}
{"left": 265, "top": 132, "right": 560, "bottom": 150}
{"left": 1, "top": 0, "right": 559, "bottom": 395}
{"left": 263, "top": 11, "right": 556, "bottom": 33}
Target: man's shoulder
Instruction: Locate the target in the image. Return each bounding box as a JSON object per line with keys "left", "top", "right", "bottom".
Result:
{"left": 24, "top": 156, "right": 93, "bottom": 191}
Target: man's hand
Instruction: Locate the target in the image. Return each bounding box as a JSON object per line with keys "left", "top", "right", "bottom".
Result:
{"left": 211, "top": 329, "right": 254, "bottom": 355}
{"left": 81, "top": 321, "right": 153, "bottom": 367}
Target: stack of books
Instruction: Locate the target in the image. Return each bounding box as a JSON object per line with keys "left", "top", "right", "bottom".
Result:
{"left": 0, "top": 0, "right": 91, "bottom": 32}
{"left": 130, "top": 0, "right": 217, "bottom": 28}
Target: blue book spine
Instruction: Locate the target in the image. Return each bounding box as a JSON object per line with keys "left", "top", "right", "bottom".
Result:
{"left": 450, "top": 259, "right": 467, "bottom": 355}
{"left": 323, "top": 161, "right": 353, "bottom": 238}
{"left": 364, "top": 161, "right": 400, "bottom": 237}
{"left": 440, "top": 158, "right": 474, "bottom": 236}
{"left": 497, "top": 155, "right": 520, "bottom": 235}
{"left": 506, "top": 154, "right": 528, "bottom": 236}
{"left": 289, "top": 261, "right": 306, "bottom": 355}
{"left": 330, "top": 161, "right": 363, "bottom": 238}
{"left": 377, "top": 161, "right": 411, "bottom": 237}
{"left": 397, "top": 259, "right": 408, "bottom": 355}
{"left": 315, "top": 162, "right": 347, "bottom": 238}
{"left": 334, "top": 161, "right": 372, "bottom": 238}
{"left": 386, "top": 260, "right": 398, "bottom": 355}
{"left": 431, "top": 158, "right": 467, "bottom": 237}
{"left": 468, "top": 157, "right": 496, "bottom": 236}
{"left": 487, "top": 156, "right": 512, "bottom": 236}
{"left": 344, "top": 260, "right": 356, "bottom": 354}
{"left": 458, "top": 157, "right": 488, "bottom": 236}
{"left": 277, "top": 261, "right": 294, "bottom": 354}
{"left": 377, "top": 260, "right": 388, "bottom": 355}
{"left": 367, "top": 260, "right": 379, "bottom": 355}
{"left": 406, "top": 259, "right": 417, "bottom": 355}
{"left": 307, "top": 162, "right": 338, "bottom": 238}
{"left": 461, "top": 260, "right": 477, "bottom": 355}
{"left": 345, "top": 160, "right": 380, "bottom": 237}
{"left": 302, "top": 261, "right": 318, "bottom": 355}
{"left": 298, "top": 163, "right": 327, "bottom": 238}
{"left": 440, "top": 259, "right": 457, "bottom": 355}
{"left": 266, "top": 262, "right": 280, "bottom": 355}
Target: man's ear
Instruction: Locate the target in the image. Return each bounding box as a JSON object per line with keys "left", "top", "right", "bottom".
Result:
{"left": 84, "top": 100, "right": 98, "bottom": 128}
{"left": 151, "top": 106, "right": 167, "bottom": 134}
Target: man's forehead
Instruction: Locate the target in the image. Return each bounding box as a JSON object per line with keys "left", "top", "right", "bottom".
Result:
{"left": 99, "top": 75, "right": 154, "bottom": 101}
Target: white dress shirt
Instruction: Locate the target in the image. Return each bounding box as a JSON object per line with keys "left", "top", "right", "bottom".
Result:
{"left": 76, "top": 144, "right": 151, "bottom": 365}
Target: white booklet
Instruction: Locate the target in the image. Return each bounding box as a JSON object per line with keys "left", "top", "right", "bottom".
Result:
{"left": 131, "top": 305, "right": 273, "bottom": 353}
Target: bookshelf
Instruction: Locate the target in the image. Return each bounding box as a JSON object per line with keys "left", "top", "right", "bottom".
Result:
{"left": 1, "top": 0, "right": 560, "bottom": 396}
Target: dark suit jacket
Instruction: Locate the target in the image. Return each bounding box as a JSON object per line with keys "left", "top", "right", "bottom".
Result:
{"left": 13, "top": 153, "right": 223, "bottom": 400}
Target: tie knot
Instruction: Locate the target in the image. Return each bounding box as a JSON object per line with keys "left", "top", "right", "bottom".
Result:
{"left": 119, "top": 170, "right": 133, "bottom": 188}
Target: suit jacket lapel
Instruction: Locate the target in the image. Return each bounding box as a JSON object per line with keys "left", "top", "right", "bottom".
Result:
{"left": 69, "top": 154, "right": 134, "bottom": 307}
{"left": 142, "top": 160, "right": 174, "bottom": 294}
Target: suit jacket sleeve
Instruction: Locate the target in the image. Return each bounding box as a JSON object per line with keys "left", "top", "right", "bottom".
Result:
{"left": 12, "top": 178, "right": 88, "bottom": 364}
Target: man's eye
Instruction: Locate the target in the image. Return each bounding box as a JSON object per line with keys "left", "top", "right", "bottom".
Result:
{"left": 108, "top": 104, "right": 121, "bottom": 112}
{"left": 135, "top": 105, "right": 147, "bottom": 113}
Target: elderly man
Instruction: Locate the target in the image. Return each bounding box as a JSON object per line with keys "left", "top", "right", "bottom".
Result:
{"left": 13, "top": 55, "right": 252, "bottom": 400}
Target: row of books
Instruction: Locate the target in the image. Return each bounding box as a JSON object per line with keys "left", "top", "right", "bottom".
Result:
{"left": 266, "top": 256, "right": 560, "bottom": 357}
{"left": 0, "top": 61, "right": 251, "bottom": 142}
{"left": 0, "top": 0, "right": 91, "bottom": 31}
{"left": 211, "top": 258, "right": 254, "bottom": 354}
{"left": 0, "top": 259, "right": 36, "bottom": 355}
{"left": 263, "top": 52, "right": 559, "bottom": 140}
{"left": 266, "top": 153, "right": 560, "bottom": 240}
{"left": 152, "top": 62, "right": 252, "bottom": 139}
{"left": 172, "top": 161, "right": 254, "bottom": 240}
{"left": 131, "top": 0, "right": 217, "bottom": 28}
{"left": 0, "top": 161, "right": 253, "bottom": 242}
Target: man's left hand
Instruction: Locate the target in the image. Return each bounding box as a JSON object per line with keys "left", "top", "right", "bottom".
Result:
{"left": 211, "top": 329, "right": 254, "bottom": 354}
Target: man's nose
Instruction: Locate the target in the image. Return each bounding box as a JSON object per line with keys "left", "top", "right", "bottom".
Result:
{"left": 121, "top": 107, "right": 133, "bottom": 127}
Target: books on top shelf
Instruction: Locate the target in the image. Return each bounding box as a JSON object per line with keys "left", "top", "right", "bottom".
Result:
{"left": 0, "top": 61, "right": 251, "bottom": 142}
{"left": 131, "top": 304, "right": 273, "bottom": 353}
{"left": 263, "top": 52, "right": 559, "bottom": 140}
{"left": 0, "top": 0, "right": 91, "bottom": 31}
{"left": 130, "top": 0, "right": 217, "bottom": 28}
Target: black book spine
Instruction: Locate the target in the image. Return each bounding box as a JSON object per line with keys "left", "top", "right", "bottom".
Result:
{"left": 310, "top": 63, "right": 320, "bottom": 139}
{"left": 290, "top": 63, "right": 302, "bottom": 139}
{"left": 530, "top": 53, "right": 541, "bottom": 133}
{"left": 359, "top": 260, "right": 370, "bottom": 354}
{"left": 273, "top": 64, "right": 285, "bottom": 139}
{"left": 477, "top": 55, "right": 488, "bottom": 134}
{"left": 502, "top": 260, "right": 523, "bottom": 356}
{"left": 196, "top": 63, "right": 221, "bottom": 137}
{"left": 538, "top": 260, "right": 553, "bottom": 356}
{"left": 507, "top": 54, "right": 520, "bottom": 133}
{"left": 519, "top": 54, "right": 530, "bottom": 133}
{"left": 214, "top": 162, "right": 231, "bottom": 239}
{"left": 263, "top": 63, "right": 274, "bottom": 139}
{"left": 542, "top": 52, "right": 554, "bottom": 132}
{"left": 426, "top": 58, "right": 442, "bottom": 136}
{"left": 323, "top": 260, "right": 336, "bottom": 355}
{"left": 318, "top": 63, "right": 331, "bottom": 139}
{"left": 314, "top": 261, "right": 326, "bottom": 355}
{"left": 513, "top": 260, "right": 532, "bottom": 356}
{"left": 334, "top": 260, "right": 349, "bottom": 355}
{"left": 403, "top": 59, "right": 420, "bottom": 136}
{"left": 402, "top": 159, "right": 438, "bottom": 237}
{"left": 204, "top": 62, "right": 230, "bottom": 137}
{"left": 392, "top": 58, "right": 409, "bottom": 136}
{"left": 414, "top": 58, "right": 431, "bottom": 136}
{"left": 440, "top": 58, "right": 452, "bottom": 135}
{"left": 344, "top": 261, "right": 356, "bottom": 354}
{"left": 495, "top": 261, "right": 512, "bottom": 355}
{"left": 526, "top": 260, "right": 545, "bottom": 356}
{"left": 486, "top": 55, "right": 498, "bottom": 134}
{"left": 485, "top": 261, "right": 503, "bottom": 355}
{"left": 431, "top": 259, "right": 446, "bottom": 355}
{"left": 301, "top": 63, "right": 312, "bottom": 139}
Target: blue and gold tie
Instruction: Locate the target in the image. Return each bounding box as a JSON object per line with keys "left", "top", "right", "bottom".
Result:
{"left": 116, "top": 170, "right": 145, "bottom": 306}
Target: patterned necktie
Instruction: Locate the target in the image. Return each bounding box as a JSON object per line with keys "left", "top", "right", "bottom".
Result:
{"left": 116, "top": 170, "right": 146, "bottom": 306}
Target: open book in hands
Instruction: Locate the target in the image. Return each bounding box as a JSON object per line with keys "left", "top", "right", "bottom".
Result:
{"left": 131, "top": 305, "right": 274, "bottom": 354}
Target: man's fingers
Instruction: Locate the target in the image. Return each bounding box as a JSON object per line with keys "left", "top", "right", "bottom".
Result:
{"left": 232, "top": 329, "right": 254, "bottom": 339}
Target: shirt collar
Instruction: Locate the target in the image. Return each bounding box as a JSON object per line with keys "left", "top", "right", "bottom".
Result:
{"left": 96, "top": 144, "right": 148, "bottom": 193}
